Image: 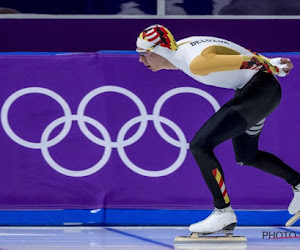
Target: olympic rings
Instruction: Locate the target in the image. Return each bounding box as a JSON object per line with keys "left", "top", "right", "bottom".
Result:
{"left": 1, "top": 87, "right": 72, "bottom": 149}
{"left": 153, "top": 87, "right": 220, "bottom": 148}
{"left": 1, "top": 86, "right": 220, "bottom": 177}
{"left": 41, "top": 115, "right": 112, "bottom": 177}
{"left": 117, "top": 115, "right": 187, "bottom": 177}
{"left": 77, "top": 86, "right": 148, "bottom": 148}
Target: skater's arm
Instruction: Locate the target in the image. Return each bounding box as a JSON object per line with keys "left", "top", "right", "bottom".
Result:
{"left": 189, "top": 46, "right": 243, "bottom": 75}
{"left": 189, "top": 46, "right": 291, "bottom": 76}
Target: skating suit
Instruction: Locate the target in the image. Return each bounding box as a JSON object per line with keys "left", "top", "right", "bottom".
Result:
{"left": 166, "top": 36, "right": 300, "bottom": 208}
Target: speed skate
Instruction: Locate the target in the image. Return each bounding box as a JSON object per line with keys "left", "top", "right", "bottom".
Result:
{"left": 286, "top": 211, "right": 300, "bottom": 227}
{"left": 175, "top": 206, "right": 246, "bottom": 243}
{"left": 174, "top": 224, "right": 247, "bottom": 243}
{"left": 286, "top": 183, "right": 300, "bottom": 226}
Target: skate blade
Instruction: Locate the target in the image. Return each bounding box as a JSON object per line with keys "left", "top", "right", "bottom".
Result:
{"left": 286, "top": 211, "right": 300, "bottom": 227}
{"left": 174, "top": 235, "right": 247, "bottom": 243}
{"left": 174, "top": 241, "right": 247, "bottom": 250}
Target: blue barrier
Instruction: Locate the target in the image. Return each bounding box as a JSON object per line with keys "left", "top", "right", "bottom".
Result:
{"left": 0, "top": 209, "right": 298, "bottom": 226}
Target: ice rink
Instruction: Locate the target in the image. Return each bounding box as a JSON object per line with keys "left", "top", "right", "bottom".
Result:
{"left": 0, "top": 226, "right": 299, "bottom": 249}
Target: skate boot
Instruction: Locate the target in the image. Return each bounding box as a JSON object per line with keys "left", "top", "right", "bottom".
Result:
{"left": 189, "top": 206, "right": 237, "bottom": 235}
{"left": 288, "top": 183, "right": 300, "bottom": 215}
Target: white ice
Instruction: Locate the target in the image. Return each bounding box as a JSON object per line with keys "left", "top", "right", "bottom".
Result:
{"left": 0, "top": 226, "right": 299, "bottom": 250}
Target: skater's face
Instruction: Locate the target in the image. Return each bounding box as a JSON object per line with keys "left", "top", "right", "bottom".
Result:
{"left": 137, "top": 47, "right": 175, "bottom": 72}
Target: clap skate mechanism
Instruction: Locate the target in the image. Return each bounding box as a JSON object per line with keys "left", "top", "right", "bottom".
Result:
{"left": 174, "top": 223, "right": 247, "bottom": 243}
{"left": 286, "top": 211, "right": 300, "bottom": 227}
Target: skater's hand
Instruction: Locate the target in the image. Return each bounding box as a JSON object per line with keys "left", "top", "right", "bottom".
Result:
{"left": 269, "top": 57, "right": 293, "bottom": 77}
{"left": 280, "top": 58, "right": 293, "bottom": 75}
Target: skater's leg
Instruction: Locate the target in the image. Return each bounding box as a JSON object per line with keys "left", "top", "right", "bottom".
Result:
{"left": 233, "top": 119, "right": 300, "bottom": 216}
{"left": 190, "top": 103, "right": 248, "bottom": 209}
{"left": 230, "top": 72, "right": 300, "bottom": 185}
{"left": 233, "top": 131, "right": 300, "bottom": 187}
{"left": 188, "top": 103, "right": 248, "bottom": 233}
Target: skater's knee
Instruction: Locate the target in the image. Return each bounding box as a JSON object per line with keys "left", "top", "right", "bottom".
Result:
{"left": 235, "top": 151, "right": 258, "bottom": 166}
{"left": 236, "top": 158, "right": 256, "bottom": 166}
{"left": 189, "top": 135, "right": 211, "bottom": 154}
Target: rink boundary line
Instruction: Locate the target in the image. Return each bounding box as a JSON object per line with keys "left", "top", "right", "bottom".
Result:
{"left": 105, "top": 227, "right": 173, "bottom": 249}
